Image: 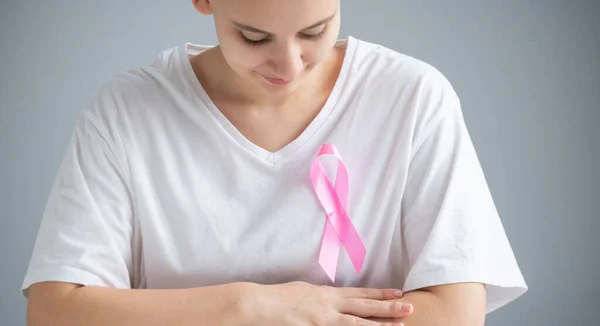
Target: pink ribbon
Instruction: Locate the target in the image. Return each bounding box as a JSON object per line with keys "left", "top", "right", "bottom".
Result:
{"left": 310, "top": 144, "right": 366, "bottom": 283}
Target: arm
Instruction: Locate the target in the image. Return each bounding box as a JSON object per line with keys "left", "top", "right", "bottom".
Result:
{"left": 369, "top": 283, "right": 486, "bottom": 326}
{"left": 28, "top": 281, "right": 414, "bottom": 326}
{"left": 373, "top": 69, "right": 523, "bottom": 325}
{"left": 27, "top": 281, "right": 253, "bottom": 326}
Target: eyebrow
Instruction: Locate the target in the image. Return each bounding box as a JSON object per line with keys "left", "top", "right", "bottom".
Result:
{"left": 233, "top": 11, "right": 336, "bottom": 35}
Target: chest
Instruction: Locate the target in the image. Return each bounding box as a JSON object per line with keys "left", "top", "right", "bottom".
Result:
{"left": 120, "top": 88, "right": 415, "bottom": 289}
{"left": 128, "top": 141, "right": 408, "bottom": 289}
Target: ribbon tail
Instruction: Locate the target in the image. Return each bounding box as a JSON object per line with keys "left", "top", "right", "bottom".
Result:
{"left": 344, "top": 227, "right": 366, "bottom": 274}
{"left": 328, "top": 211, "right": 366, "bottom": 275}
{"left": 318, "top": 218, "right": 340, "bottom": 283}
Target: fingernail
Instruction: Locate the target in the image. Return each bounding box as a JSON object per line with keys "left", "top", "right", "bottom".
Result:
{"left": 393, "top": 290, "right": 403, "bottom": 297}
{"left": 401, "top": 303, "right": 413, "bottom": 312}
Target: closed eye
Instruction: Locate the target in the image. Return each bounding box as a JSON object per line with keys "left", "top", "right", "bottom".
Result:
{"left": 240, "top": 25, "right": 327, "bottom": 46}
{"left": 235, "top": 12, "right": 334, "bottom": 47}
{"left": 239, "top": 32, "right": 271, "bottom": 46}
{"left": 300, "top": 25, "right": 327, "bottom": 40}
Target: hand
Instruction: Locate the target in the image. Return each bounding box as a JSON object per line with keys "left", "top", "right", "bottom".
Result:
{"left": 247, "top": 281, "right": 414, "bottom": 326}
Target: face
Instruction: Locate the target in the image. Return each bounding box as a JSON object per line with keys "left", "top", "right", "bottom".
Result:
{"left": 195, "top": 0, "right": 341, "bottom": 95}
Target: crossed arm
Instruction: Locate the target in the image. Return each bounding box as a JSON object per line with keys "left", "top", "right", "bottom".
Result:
{"left": 369, "top": 282, "right": 487, "bottom": 326}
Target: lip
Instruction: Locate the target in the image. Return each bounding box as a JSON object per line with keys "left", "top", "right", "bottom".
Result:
{"left": 261, "top": 74, "right": 291, "bottom": 85}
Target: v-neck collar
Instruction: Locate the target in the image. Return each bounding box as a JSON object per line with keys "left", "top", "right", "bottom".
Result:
{"left": 179, "top": 36, "right": 358, "bottom": 166}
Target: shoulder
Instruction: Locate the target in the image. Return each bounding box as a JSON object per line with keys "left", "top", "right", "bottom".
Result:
{"left": 350, "top": 37, "right": 459, "bottom": 105}
{"left": 82, "top": 45, "right": 188, "bottom": 129}
{"left": 95, "top": 46, "right": 182, "bottom": 109}
{"left": 68, "top": 44, "right": 190, "bottom": 153}
{"left": 346, "top": 37, "right": 462, "bottom": 133}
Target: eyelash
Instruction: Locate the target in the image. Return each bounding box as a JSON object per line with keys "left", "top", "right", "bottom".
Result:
{"left": 240, "top": 28, "right": 326, "bottom": 46}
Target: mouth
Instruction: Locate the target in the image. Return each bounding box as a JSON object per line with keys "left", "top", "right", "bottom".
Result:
{"left": 261, "top": 74, "right": 291, "bottom": 85}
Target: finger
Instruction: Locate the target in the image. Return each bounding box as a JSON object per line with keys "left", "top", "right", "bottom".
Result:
{"left": 339, "top": 299, "right": 414, "bottom": 318}
{"left": 338, "top": 287, "right": 403, "bottom": 300}
{"left": 338, "top": 314, "right": 404, "bottom": 326}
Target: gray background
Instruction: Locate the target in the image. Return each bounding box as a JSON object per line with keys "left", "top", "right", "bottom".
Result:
{"left": 1, "top": 0, "right": 598, "bottom": 325}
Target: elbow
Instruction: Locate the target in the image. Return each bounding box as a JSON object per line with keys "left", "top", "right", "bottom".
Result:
{"left": 427, "top": 283, "right": 487, "bottom": 326}
{"left": 27, "top": 299, "right": 47, "bottom": 326}
{"left": 26, "top": 282, "right": 81, "bottom": 326}
{"left": 27, "top": 295, "right": 53, "bottom": 326}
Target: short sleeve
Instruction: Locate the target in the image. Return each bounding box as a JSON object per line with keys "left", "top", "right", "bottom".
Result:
{"left": 400, "top": 74, "right": 528, "bottom": 313}
{"left": 21, "top": 108, "right": 134, "bottom": 298}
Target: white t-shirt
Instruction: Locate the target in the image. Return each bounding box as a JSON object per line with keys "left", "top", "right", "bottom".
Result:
{"left": 22, "top": 36, "right": 527, "bottom": 313}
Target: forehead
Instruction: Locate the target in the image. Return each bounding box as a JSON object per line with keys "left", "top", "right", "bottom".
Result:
{"left": 215, "top": 0, "right": 339, "bottom": 27}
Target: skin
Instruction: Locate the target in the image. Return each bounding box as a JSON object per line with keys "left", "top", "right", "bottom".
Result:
{"left": 28, "top": 281, "right": 413, "bottom": 325}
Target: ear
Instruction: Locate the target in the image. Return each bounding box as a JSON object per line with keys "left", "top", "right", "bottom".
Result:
{"left": 192, "top": 0, "right": 213, "bottom": 15}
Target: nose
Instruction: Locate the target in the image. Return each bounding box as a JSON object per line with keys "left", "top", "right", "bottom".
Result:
{"left": 268, "top": 41, "right": 304, "bottom": 81}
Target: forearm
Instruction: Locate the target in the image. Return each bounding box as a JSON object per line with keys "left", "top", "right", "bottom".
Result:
{"left": 27, "top": 281, "right": 255, "bottom": 326}
{"left": 369, "top": 284, "right": 486, "bottom": 326}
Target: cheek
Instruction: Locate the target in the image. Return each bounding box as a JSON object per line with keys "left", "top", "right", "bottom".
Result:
{"left": 234, "top": 50, "right": 264, "bottom": 70}
{"left": 304, "top": 31, "right": 341, "bottom": 68}
{"left": 303, "top": 45, "right": 334, "bottom": 68}
{"left": 222, "top": 42, "right": 266, "bottom": 72}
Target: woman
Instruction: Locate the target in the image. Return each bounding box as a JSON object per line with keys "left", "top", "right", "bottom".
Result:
{"left": 22, "top": 0, "right": 527, "bottom": 325}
